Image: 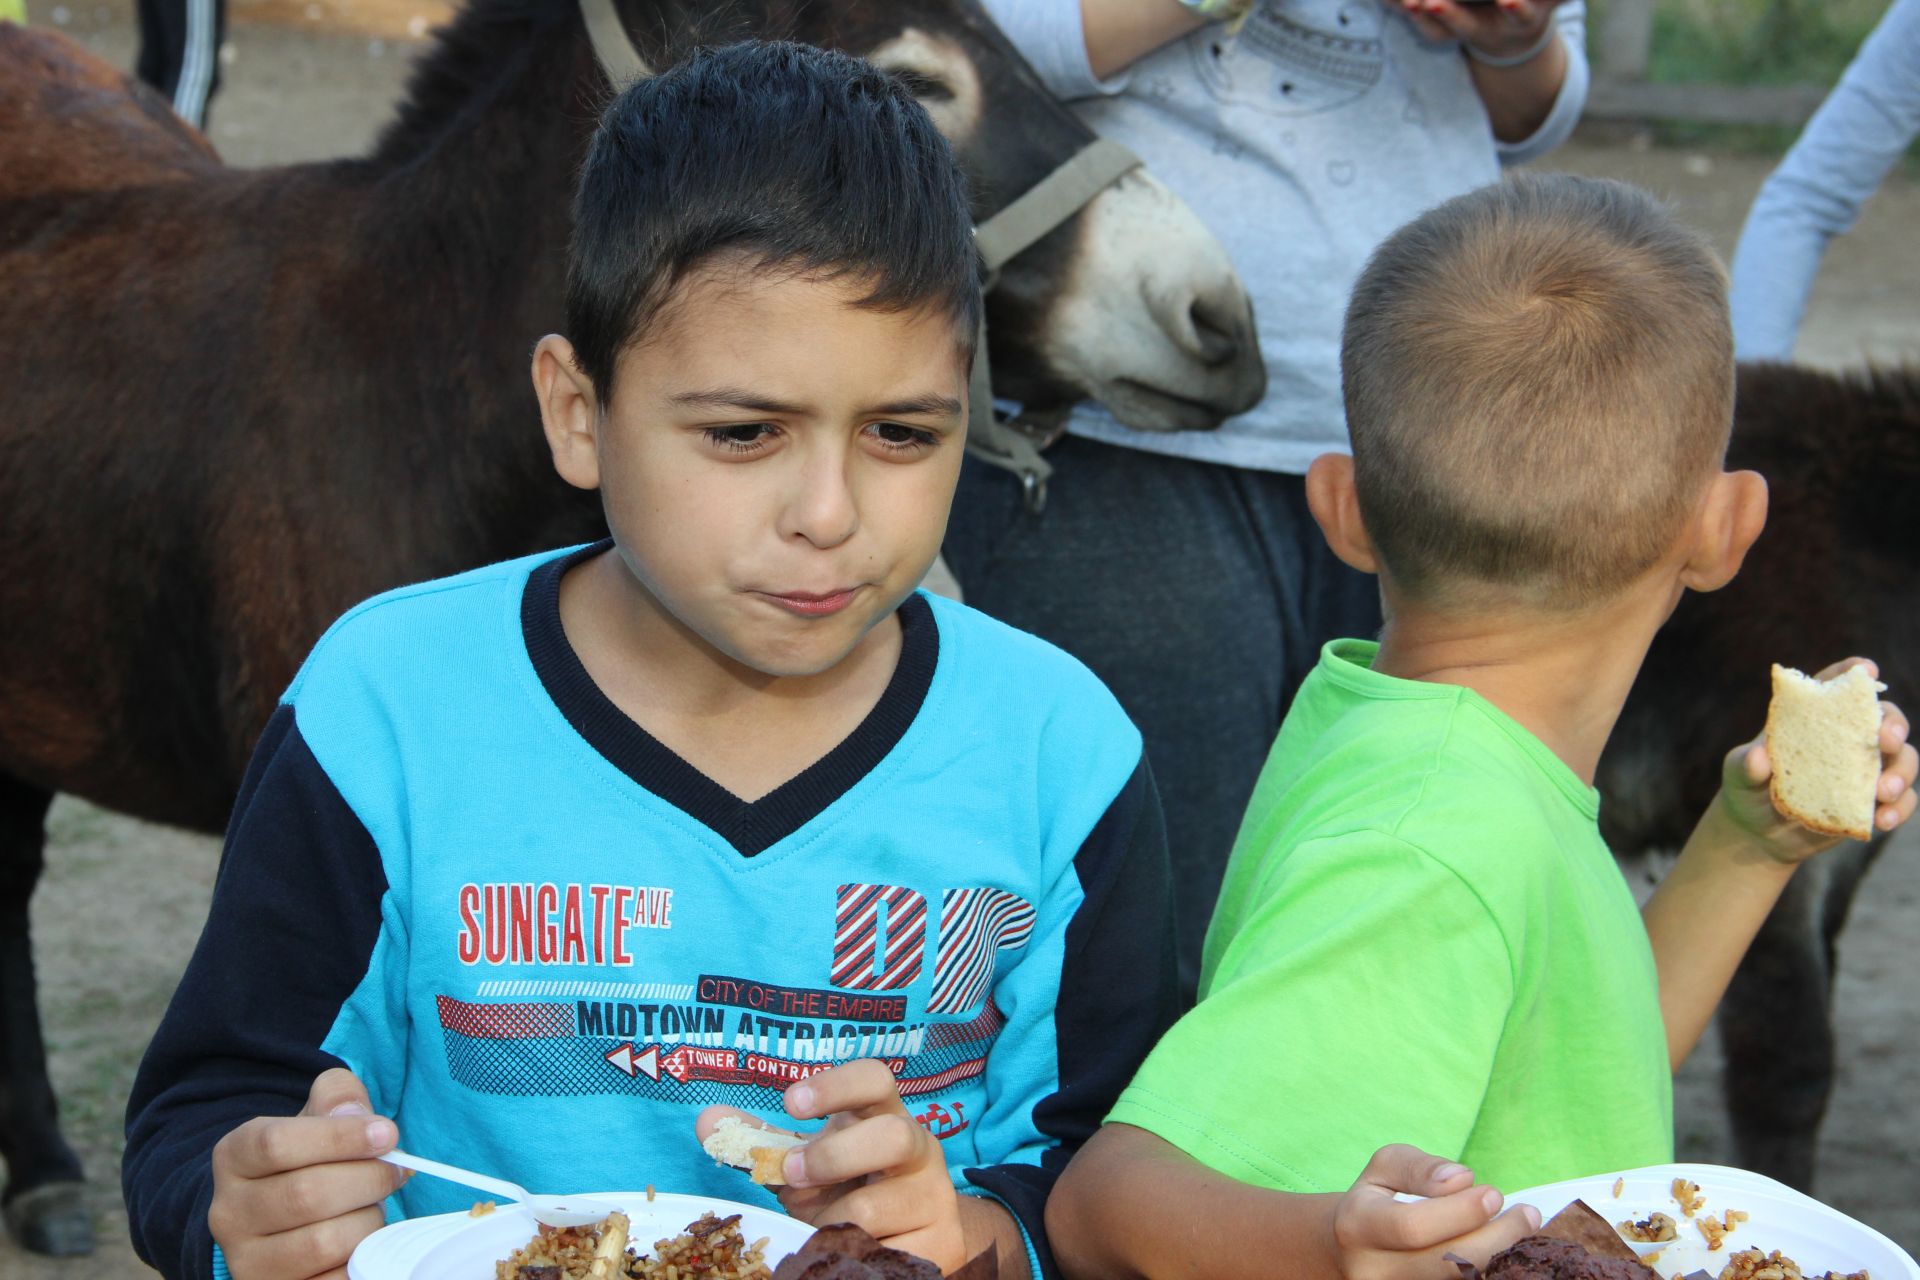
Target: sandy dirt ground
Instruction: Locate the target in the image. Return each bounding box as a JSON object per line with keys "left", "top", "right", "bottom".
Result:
{"left": 5, "top": 1, "right": 1918, "bottom": 1275}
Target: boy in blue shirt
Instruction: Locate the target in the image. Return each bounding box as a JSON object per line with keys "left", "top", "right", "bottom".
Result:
{"left": 122, "top": 42, "right": 1175, "bottom": 1280}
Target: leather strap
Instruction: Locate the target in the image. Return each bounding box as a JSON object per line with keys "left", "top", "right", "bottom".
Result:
{"left": 968, "top": 139, "right": 1141, "bottom": 510}
{"left": 579, "top": 0, "right": 649, "bottom": 88}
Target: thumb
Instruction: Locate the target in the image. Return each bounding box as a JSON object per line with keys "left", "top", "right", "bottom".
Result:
{"left": 303, "top": 1067, "right": 374, "bottom": 1119}
{"left": 1357, "top": 1144, "right": 1474, "bottom": 1196}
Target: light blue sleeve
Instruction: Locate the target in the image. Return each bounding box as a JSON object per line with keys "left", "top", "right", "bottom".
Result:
{"left": 1497, "top": 2, "right": 1590, "bottom": 166}
{"left": 980, "top": 0, "right": 1135, "bottom": 100}
{"left": 1730, "top": 0, "right": 1920, "bottom": 360}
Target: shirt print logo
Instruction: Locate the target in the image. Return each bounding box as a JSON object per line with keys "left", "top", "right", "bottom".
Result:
{"left": 929, "top": 888, "right": 1037, "bottom": 1015}
{"left": 1191, "top": 0, "right": 1386, "bottom": 117}
{"left": 830, "top": 884, "right": 928, "bottom": 991}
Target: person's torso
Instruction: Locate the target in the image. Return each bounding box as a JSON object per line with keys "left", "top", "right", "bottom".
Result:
{"left": 289, "top": 547, "right": 1138, "bottom": 1216}
{"left": 1065, "top": 0, "right": 1502, "bottom": 469}
{"left": 1205, "top": 640, "right": 1672, "bottom": 1185}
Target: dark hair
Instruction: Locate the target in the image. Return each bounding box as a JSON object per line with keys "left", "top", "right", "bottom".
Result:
{"left": 1341, "top": 172, "right": 1734, "bottom": 610}
{"left": 565, "top": 40, "right": 981, "bottom": 402}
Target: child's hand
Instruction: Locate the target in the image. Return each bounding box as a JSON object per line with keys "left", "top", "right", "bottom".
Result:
{"left": 208, "top": 1068, "right": 408, "bottom": 1280}
{"left": 1389, "top": 0, "right": 1568, "bottom": 60}
{"left": 697, "top": 1059, "right": 963, "bottom": 1272}
{"left": 1329, "top": 1145, "right": 1541, "bottom": 1280}
{"left": 1717, "top": 658, "right": 1917, "bottom": 865}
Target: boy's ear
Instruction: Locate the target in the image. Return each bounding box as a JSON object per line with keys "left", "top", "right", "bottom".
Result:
{"left": 1679, "top": 468, "right": 1769, "bottom": 593}
{"left": 1305, "top": 452, "right": 1381, "bottom": 576}
{"left": 532, "top": 335, "right": 603, "bottom": 492}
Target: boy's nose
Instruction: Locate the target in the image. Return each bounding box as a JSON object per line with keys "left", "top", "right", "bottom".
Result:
{"left": 778, "top": 453, "right": 860, "bottom": 550}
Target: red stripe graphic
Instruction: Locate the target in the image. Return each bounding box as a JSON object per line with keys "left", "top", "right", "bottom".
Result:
{"left": 435, "top": 995, "right": 571, "bottom": 1039}
{"left": 929, "top": 888, "right": 1035, "bottom": 1015}
{"left": 832, "top": 884, "right": 926, "bottom": 991}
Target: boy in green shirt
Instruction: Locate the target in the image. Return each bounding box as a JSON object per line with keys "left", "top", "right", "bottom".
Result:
{"left": 1044, "top": 173, "right": 1917, "bottom": 1280}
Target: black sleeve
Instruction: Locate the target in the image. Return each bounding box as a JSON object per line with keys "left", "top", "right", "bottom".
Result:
{"left": 123, "top": 704, "right": 391, "bottom": 1280}
{"left": 963, "top": 755, "right": 1180, "bottom": 1280}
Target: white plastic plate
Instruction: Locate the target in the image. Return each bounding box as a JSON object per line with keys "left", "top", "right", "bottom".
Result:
{"left": 346, "top": 1190, "right": 814, "bottom": 1280}
{"left": 1506, "top": 1163, "right": 1919, "bottom": 1280}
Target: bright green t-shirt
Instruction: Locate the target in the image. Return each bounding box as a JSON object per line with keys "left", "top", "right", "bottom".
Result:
{"left": 1111, "top": 639, "right": 1672, "bottom": 1194}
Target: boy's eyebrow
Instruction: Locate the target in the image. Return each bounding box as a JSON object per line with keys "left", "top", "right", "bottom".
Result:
{"left": 670, "top": 387, "right": 964, "bottom": 419}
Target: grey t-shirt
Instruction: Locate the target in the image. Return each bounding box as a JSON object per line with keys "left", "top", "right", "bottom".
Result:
{"left": 985, "top": 0, "right": 1589, "bottom": 473}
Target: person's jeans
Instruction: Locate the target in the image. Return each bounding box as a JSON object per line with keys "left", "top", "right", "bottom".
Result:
{"left": 944, "top": 435, "right": 1382, "bottom": 1001}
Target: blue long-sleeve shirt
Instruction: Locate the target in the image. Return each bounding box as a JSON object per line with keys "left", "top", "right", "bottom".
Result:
{"left": 123, "top": 543, "right": 1178, "bottom": 1280}
{"left": 1729, "top": 0, "right": 1920, "bottom": 360}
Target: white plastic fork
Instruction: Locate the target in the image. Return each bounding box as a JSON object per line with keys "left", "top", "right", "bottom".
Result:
{"left": 379, "top": 1148, "right": 607, "bottom": 1228}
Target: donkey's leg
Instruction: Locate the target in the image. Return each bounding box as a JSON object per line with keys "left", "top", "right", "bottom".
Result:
{"left": 1717, "top": 857, "right": 1836, "bottom": 1191}
{"left": 0, "top": 775, "right": 94, "bottom": 1256}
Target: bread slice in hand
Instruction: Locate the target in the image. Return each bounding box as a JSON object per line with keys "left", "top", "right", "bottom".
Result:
{"left": 1766, "top": 663, "right": 1886, "bottom": 841}
{"left": 702, "top": 1115, "right": 806, "bottom": 1185}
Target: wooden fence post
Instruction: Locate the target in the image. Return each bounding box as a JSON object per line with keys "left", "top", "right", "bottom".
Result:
{"left": 1597, "top": 0, "right": 1656, "bottom": 81}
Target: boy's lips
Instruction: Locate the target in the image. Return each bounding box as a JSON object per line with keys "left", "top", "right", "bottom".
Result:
{"left": 756, "top": 586, "right": 861, "bottom": 617}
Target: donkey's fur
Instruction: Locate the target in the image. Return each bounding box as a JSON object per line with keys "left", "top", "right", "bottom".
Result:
{"left": 1601, "top": 361, "right": 1920, "bottom": 1190}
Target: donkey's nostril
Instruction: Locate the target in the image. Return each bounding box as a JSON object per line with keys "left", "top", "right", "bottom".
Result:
{"left": 1187, "top": 296, "right": 1241, "bottom": 366}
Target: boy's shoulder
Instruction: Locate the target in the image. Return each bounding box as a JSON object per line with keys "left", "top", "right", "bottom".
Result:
{"left": 284, "top": 547, "right": 562, "bottom": 704}
{"left": 919, "top": 591, "right": 1139, "bottom": 744}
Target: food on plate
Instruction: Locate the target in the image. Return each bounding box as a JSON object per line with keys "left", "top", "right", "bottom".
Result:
{"left": 771, "top": 1223, "right": 998, "bottom": 1280}
{"left": 1715, "top": 1247, "right": 1868, "bottom": 1280}
{"left": 1620, "top": 1212, "right": 1680, "bottom": 1243}
{"left": 1673, "top": 1179, "right": 1706, "bottom": 1219}
{"left": 496, "top": 1209, "right": 773, "bottom": 1280}
{"left": 1451, "top": 1200, "right": 1658, "bottom": 1280}
{"left": 1697, "top": 1210, "right": 1749, "bottom": 1252}
{"left": 704, "top": 1116, "right": 809, "bottom": 1186}
{"left": 1766, "top": 664, "right": 1886, "bottom": 840}
{"left": 472, "top": 1200, "right": 499, "bottom": 1217}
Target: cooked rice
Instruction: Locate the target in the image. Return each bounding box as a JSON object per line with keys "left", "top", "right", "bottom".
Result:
{"left": 497, "top": 1210, "right": 773, "bottom": 1280}
{"left": 1620, "top": 1211, "right": 1679, "bottom": 1242}
{"left": 1674, "top": 1179, "right": 1706, "bottom": 1218}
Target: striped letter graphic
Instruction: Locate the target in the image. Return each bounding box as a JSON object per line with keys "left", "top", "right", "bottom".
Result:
{"left": 831, "top": 884, "right": 928, "bottom": 991}
{"left": 929, "top": 888, "right": 1035, "bottom": 1015}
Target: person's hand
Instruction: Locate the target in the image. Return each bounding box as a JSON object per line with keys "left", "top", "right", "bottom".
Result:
{"left": 1387, "top": 0, "right": 1568, "bottom": 62}
{"left": 208, "top": 1068, "right": 409, "bottom": 1280}
{"left": 1329, "top": 1145, "right": 1541, "bottom": 1280}
{"left": 696, "top": 1059, "right": 963, "bottom": 1272}
{"left": 1716, "top": 658, "right": 1917, "bottom": 865}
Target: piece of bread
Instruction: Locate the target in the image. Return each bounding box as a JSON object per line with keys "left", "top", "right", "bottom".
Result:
{"left": 1766, "top": 664, "right": 1885, "bottom": 841}
{"left": 703, "top": 1115, "right": 806, "bottom": 1185}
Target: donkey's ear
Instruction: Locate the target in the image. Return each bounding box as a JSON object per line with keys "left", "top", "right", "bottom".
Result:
{"left": 532, "top": 334, "right": 603, "bottom": 492}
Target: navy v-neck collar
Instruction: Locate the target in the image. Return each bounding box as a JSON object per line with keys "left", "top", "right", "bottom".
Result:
{"left": 521, "top": 541, "right": 939, "bottom": 857}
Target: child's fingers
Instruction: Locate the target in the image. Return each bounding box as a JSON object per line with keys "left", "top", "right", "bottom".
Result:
{"left": 226, "top": 1203, "right": 388, "bottom": 1279}
{"left": 1345, "top": 1182, "right": 1509, "bottom": 1252}
{"left": 1880, "top": 701, "right": 1910, "bottom": 757}
{"left": 215, "top": 1112, "right": 398, "bottom": 1181}
{"left": 784, "top": 1058, "right": 906, "bottom": 1121}
{"left": 1813, "top": 656, "right": 1877, "bottom": 683}
{"left": 238, "top": 1157, "right": 413, "bottom": 1237}
{"left": 1354, "top": 1144, "right": 1476, "bottom": 1197}
{"left": 783, "top": 1113, "right": 927, "bottom": 1189}
{"left": 1438, "top": 1204, "right": 1548, "bottom": 1270}
{"left": 1877, "top": 781, "right": 1916, "bottom": 833}
{"left": 804, "top": 1169, "right": 950, "bottom": 1243}
{"left": 300, "top": 1067, "right": 374, "bottom": 1120}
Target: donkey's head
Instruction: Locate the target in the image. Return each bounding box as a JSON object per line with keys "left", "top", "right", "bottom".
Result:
{"left": 603, "top": 0, "right": 1265, "bottom": 431}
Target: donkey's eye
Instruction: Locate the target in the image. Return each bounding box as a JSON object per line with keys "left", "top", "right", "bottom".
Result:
{"left": 889, "top": 69, "right": 955, "bottom": 103}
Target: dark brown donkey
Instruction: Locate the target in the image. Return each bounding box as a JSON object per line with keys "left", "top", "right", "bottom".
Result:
{"left": 1600, "top": 361, "right": 1920, "bottom": 1195}
{"left": 0, "top": 0, "right": 1262, "bottom": 1254}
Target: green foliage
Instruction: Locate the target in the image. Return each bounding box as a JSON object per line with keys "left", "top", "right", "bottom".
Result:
{"left": 1586, "top": 0, "right": 1893, "bottom": 86}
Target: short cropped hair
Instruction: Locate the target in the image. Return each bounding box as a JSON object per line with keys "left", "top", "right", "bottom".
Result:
{"left": 566, "top": 41, "right": 981, "bottom": 402}
{"left": 1341, "top": 173, "right": 1734, "bottom": 609}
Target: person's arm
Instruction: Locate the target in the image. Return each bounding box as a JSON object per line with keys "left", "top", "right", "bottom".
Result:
{"left": 1644, "top": 661, "right": 1916, "bottom": 1069}
{"left": 1392, "top": 1, "right": 1586, "bottom": 149}
{"left": 1048, "top": 1127, "right": 1539, "bottom": 1280}
{"left": 123, "top": 705, "right": 410, "bottom": 1280}
{"left": 960, "top": 756, "right": 1180, "bottom": 1280}
{"left": 979, "top": 0, "right": 1216, "bottom": 97}
{"left": 1729, "top": 0, "right": 1920, "bottom": 359}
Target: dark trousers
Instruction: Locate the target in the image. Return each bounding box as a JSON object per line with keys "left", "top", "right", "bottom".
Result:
{"left": 944, "top": 436, "right": 1382, "bottom": 1001}
{"left": 135, "top": 0, "right": 225, "bottom": 129}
